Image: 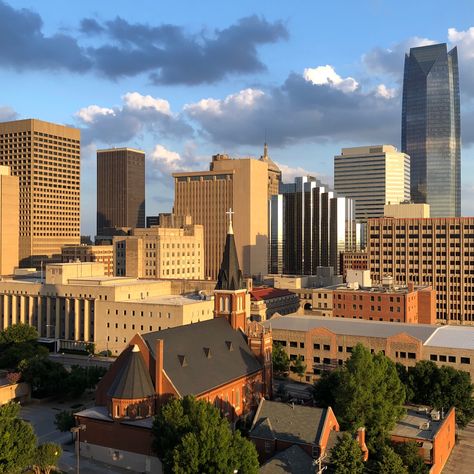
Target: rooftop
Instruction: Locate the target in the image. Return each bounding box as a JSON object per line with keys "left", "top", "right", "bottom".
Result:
{"left": 127, "top": 294, "right": 211, "bottom": 306}
{"left": 250, "top": 287, "right": 296, "bottom": 301}
{"left": 390, "top": 407, "right": 448, "bottom": 441}
{"left": 259, "top": 445, "right": 314, "bottom": 474}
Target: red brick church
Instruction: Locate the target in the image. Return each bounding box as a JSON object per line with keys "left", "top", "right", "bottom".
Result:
{"left": 75, "top": 219, "right": 273, "bottom": 472}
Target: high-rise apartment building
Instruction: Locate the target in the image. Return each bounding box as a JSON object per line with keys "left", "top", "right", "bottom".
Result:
{"left": 269, "top": 176, "right": 358, "bottom": 275}
{"left": 334, "top": 145, "right": 410, "bottom": 221}
{"left": 368, "top": 217, "right": 474, "bottom": 324}
{"left": 0, "top": 119, "right": 80, "bottom": 267}
{"left": 114, "top": 219, "right": 204, "bottom": 279}
{"left": 97, "top": 148, "right": 145, "bottom": 236}
{"left": 402, "top": 43, "right": 460, "bottom": 217}
{"left": 0, "top": 166, "right": 19, "bottom": 275}
{"left": 173, "top": 154, "right": 269, "bottom": 279}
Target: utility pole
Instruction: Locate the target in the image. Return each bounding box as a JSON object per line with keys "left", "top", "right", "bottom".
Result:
{"left": 313, "top": 453, "right": 327, "bottom": 474}
{"left": 71, "top": 424, "right": 86, "bottom": 474}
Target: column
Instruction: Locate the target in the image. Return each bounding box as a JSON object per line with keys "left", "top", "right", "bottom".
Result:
{"left": 64, "top": 298, "right": 70, "bottom": 340}
{"left": 74, "top": 299, "right": 80, "bottom": 341}
{"left": 37, "top": 296, "right": 43, "bottom": 336}
{"left": 83, "top": 299, "right": 90, "bottom": 342}
{"left": 19, "top": 296, "right": 26, "bottom": 324}
{"left": 46, "top": 297, "right": 52, "bottom": 338}
{"left": 2, "top": 295, "right": 9, "bottom": 330}
{"left": 55, "top": 297, "right": 61, "bottom": 341}
{"left": 11, "top": 295, "right": 17, "bottom": 325}
{"left": 28, "top": 296, "right": 34, "bottom": 326}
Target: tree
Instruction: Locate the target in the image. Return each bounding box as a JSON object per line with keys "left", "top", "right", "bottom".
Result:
{"left": 0, "top": 341, "right": 49, "bottom": 370}
{"left": 290, "top": 356, "right": 307, "bottom": 382}
{"left": 392, "top": 441, "right": 428, "bottom": 474}
{"left": 375, "top": 445, "right": 408, "bottom": 474}
{"left": 272, "top": 343, "right": 290, "bottom": 375}
{"left": 0, "top": 324, "right": 38, "bottom": 344}
{"left": 32, "top": 443, "right": 62, "bottom": 474}
{"left": 0, "top": 402, "right": 36, "bottom": 474}
{"left": 313, "top": 344, "right": 405, "bottom": 449}
{"left": 152, "top": 396, "right": 259, "bottom": 474}
{"left": 313, "top": 370, "right": 341, "bottom": 408}
{"left": 329, "top": 432, "right": 364, "bottom": 474}
{"left": 54, "top": 411, "right": 75, "bottom": 434}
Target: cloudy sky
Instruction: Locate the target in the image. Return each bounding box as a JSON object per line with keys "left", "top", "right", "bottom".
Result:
{"left": 1, "top": 0, "right": 474, "bottom": 235}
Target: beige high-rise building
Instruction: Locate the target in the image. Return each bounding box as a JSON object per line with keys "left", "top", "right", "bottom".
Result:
{"left": 334, "top": 145, "right": 410, "bottom": 221}
{"left": 384, "top": 202, "right": 430, "bottom": 218}
{"left": 259, "top": 143, "right": 281, "bottom": 198}
{"left": 0, "top": 119, "right": 80, "bottom": 267}
{"left": 114, "top": 219, "right": 204, "bottom": 279}
{"left": 173, "top": 154, "right": 269, "bottom": 279}
{"left": 368, "top": 216, "right": 474, "bottom": 324}
{"left": 0, "top": 166, "right": 19, "bottom": 275}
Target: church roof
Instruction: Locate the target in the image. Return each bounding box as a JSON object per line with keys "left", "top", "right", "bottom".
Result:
{"left": 215, "top": 225, "right": 245, "bottom": 291}
{"left": 142, "top": 318, "right": 262, "bottom": 396}
{"left": 107, "top": 345, "right": 155, "bottom": 400}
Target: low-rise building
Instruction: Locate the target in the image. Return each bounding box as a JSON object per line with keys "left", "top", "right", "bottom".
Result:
{"left": 250, "top": 287, "right": 299, "bottom": 321}
{"left": 391, "top": 407, "right": 455, "bottom": 474}
{"left": 263, "top": 315, "right": 474, "bottom": 383}
{"left": 114, "top": 221, "right": 204, "bottom": 280}
{"left": 61, "top": 244, "right": 114, "bottom": 276}
{"left": 0, "top": 262, "right": 214, "bottom": 355}
{"left": 341, "top": 251, "right": 368, "bottom": 278}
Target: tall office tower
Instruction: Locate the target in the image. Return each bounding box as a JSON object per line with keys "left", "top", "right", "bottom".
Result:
{"left": 259, "top": 143, "right": 282, "bottom": 198}
{"left": 269, "top": 176, "right": 357, "bottom": 275}
{"left": 173, "top": 154, "right": 269, "bottom": 279}
{"left": 0, "top": 166, "right": 19, "bottom": 275}
{"left": 334, "top": 145, "right": 410, "bottom": 221}
{"left": 368, "top": 216, "right": 474, "bottom": 324}
{"left": 96, "top": 148, "right": 145, "bottom": 236}
{"left": 0, "top": 119, "right": 80, "bottom": 267}
{"left": 402, "top": 43, "right": 460, "bottom": 217}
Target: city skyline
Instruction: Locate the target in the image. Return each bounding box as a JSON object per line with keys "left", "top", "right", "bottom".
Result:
{"left": 0, "top": 1, "right": 474, "bottom": 235}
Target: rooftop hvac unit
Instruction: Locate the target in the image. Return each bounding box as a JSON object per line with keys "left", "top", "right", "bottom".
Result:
{"left": 419, "top": 421, "right": 430, "bottom": 430}
{"left": 430, "top": 410, "right": 441, "bottom": 421}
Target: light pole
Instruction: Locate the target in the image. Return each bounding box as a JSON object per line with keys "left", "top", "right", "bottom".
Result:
{"left": 71, "top": 424, "right": 86, "bottom": 474}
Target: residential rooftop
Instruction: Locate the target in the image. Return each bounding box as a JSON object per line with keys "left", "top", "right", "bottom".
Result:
{"left": 390, "top": 407, "right": 449, "bottom": 441}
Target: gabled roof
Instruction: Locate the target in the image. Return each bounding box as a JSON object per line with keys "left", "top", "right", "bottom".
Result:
{"left": 250, "top": 399, "right": 327, "bottom": 445}
{"left": 107, "top": 345, "right": 155, "bottom": 400}
{"left": 141, "top": 318, "right": 262, "bottom": 396}
{"left": 260, "top": 445, "right": 314, "bottom": 474}
{"left": 215, "top": 226, "right": 245, "bottom": 291}
{"left": 251, "top": 287, "right": 295, "bottom": 301}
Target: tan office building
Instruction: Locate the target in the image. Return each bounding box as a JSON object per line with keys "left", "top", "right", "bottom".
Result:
{"left": 61, "top": 244, "right": 114, "bottom": 276}
{"left": 0, "top": 262, "right": 214, "bottom": 355}
{"left": 97, "top": 148, "right": 145, "bottom": 236}
{"left": 368, "top": 216, "right": 474, "bottom": 324}
{"left": 260, "top": 143, "right": 282, "bottom": 198}
{"left": 384, "top": 203, "right": 430, "bottom": 219}
{"left": 0, "top": 166, "right": 19, "bottom": 275}
{"left": 334, "top": 145, "right": 410, "bottom": 221}
{"left": 114, "top": 222, "right": 204, "bottom": 279}
{"left": 173, "top": 154, "right": 270, "bottom": 279}
{"left": 0, "top": 119, "right": 80, "bottom": 267}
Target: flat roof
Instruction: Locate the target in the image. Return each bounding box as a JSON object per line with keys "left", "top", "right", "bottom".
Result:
{"left": 264, "top": 315, "right": 474, "bottom": 350}
{"left": 126, "top": 294, "right": 211, "bottom": 306}
{"left": 390, "top": 408, "right": 444, "bottom": 441}
{"left": 97, "top": 147, "right": 145, "bottom": 154}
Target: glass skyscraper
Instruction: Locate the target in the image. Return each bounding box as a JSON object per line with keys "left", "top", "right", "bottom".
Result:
{"left": 402, "top": 43, "right": 460, "bottom": 217}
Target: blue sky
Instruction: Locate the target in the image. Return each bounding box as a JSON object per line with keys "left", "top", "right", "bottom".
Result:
{"left": 1, "top": 0, "right": 474, "bottom": 235}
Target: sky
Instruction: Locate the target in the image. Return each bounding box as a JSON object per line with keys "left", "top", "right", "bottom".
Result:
{"left": 1, "top": 0, "right": 474, "bottom": 236}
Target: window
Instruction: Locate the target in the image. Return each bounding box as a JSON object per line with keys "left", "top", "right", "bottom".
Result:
{"left": 323, "top": 358, "right": 331, "bottom": 364}
{"left": 314, "top": 357, "right": 320, "bottom": 363}
{"left": 323, "top": 344, "right": 330, "bottom": 351}
{"left": 439, "top": 355, "right": 447, "bottom": 362}
{"left": 313, "top": 343, "right": 320, "bottom": 350}
{"left": 408, "top": 352, "right": 416, "bottom": 359}
{"left": 400, "top": 352, "right": 406, "bottom": 358}
{"left": 346, "top": 347, "right": 353, "bottom": 353}
{"left": 338, "top": 346, "right": 343, "bottom": 352}
{"left": 430, "top": 354, "right": 438, "bottom": 361}
{"left": 290, "top": 354, "right": 297, "bottom": 361}
{"left": 290, "top": 341, "right": 297, "bottom": 348}
{"left": 299, "top": 342, "right": 305, "bottom": 348}
{"left": 448, "top": 356, "right": 456, "bottom": 363}
{"left": 461, "top": 357, "right": 470, "bottom": 364}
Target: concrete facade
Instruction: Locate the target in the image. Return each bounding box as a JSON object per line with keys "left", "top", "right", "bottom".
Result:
{"left": 173, "top": 155, "right": 270, "bottom": 279}
{"left": 114, "top": 223, "right": 204, "bottom": 280}
{"left": 0, "top": 166, "right": 19, "bottom": 275}
{"left": 384, "top": 202, "right": 430, "bottom": 218}
{"left": 0, "top": 119, "right": 80, "bottom": 267}
{"left": 334, "top": 145, "right": 410, "bottom": 221}
{"left": 368, "top": 216, "right": 474, "bottom": 324}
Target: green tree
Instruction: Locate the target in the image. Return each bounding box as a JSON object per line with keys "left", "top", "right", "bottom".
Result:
{"left": 313, "top": 345, "right": 405, "bottom": 449}
{"left": 152, "top": 396, "right": 259, "bottom": 474}
{"left": 313, "top": 370, "right": 342, "bottom": 408}
{"left": 0, "top": 341, "right": 49, "bottom": 370}
{"left": 0, "top": 323, "right": 38, "bottom": 344}
{"left": 392, "top": 441, "right": 428, "bottom": 474}
{"left": 272, "top": 343, "right": 290, "bottom": 375}
{"left": 32, "top": 443, "right": 62, "bottom": 474}
{"left": 0, "top": 402, "right": 36, "bottom": 473}
{"left": 329, "top": 432, "right": 364, "bottom": 474}
{"left": 290, "top": 356, "right": 307, "bottom": 382}
{"left": 376, "top": 445, "right": 408, "bottom": 474}
{"left": 19, "top": 356, "right": 68, "bottom": 398}
{"left": 54, "top": 411, "right": 75, "bottom": 434}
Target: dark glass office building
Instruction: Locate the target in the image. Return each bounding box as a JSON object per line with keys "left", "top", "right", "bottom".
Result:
{"left": 402, "top": 43, "right": 460, "bottom": 217}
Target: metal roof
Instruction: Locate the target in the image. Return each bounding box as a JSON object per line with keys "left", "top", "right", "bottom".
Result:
{"left": 424, "top": 326, "right": 474, "bottom": 350}
{"left": 263, "top": 315, "right": 438, "bottom": 343}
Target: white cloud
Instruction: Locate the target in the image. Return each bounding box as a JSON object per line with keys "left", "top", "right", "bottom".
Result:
{"left": 122, "top": 92, "right": 172, "bottom": 115}
{"left": 303, "top": 65, "right": 359, "bottom": 93}
{"left": 185, "top": 88, "right": 264, "bottom": 116}
{"left": 277, "top": 162, "right": 330, "bottom": 186}
{"left": 75, "top": 105, "right": 114, "bottom": 123}
{"left": 448, "top": 27, "right": 474, "bottom": 51}
{"left": 0, "top": 105, "right": 18, "bottom": 121}
{"left": 149, "top": 144, "right": 183, "bottom": 171}
{"left": 375, "top": 84, "right": 397, "bottom": 99}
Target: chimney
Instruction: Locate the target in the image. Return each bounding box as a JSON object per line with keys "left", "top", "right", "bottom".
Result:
{"left": 155, "top": 339, "right": 164, "bottom": 396}
{"left": 356, "top": 427, "right": 369, "bottom": 461}
{"left": 408, "top": 282, "right": 415, "bottom": 292}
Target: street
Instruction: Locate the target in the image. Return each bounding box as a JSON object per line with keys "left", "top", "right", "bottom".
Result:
{"left": 49, "top": 353, "right": 114, "bottom": 369}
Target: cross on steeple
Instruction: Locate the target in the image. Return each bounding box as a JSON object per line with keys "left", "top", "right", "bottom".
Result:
{"left": 226, "top": 208, "right": 234, "bottom": 234}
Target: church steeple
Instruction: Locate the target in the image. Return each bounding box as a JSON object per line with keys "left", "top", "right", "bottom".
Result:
{"left": 214, "top": 209, "right": 247, "bottom": 331}
{"left": 216, "top": 209, "right": 244, "bottom": 291}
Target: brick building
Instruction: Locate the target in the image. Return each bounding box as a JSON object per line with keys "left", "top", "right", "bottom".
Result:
{"left": 341, "top": 251, "right": 368, "bottom": 278}
{"left": 61, "top": 244, "right": 114, "bottom": 276}
{"left": 367, "top": 216, "right": 474, "bottom": 324}
{"left": 264, "top": 314, "right": 474, "bottom": 383}
{"left": 74, "top": 218, "right": 273, "bottom": 472}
